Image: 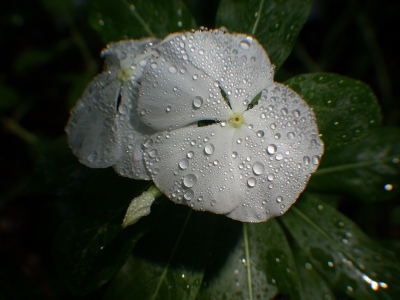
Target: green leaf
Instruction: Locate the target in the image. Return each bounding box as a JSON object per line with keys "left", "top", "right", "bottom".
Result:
{"left": 198, "top": 218, "right": 303, "bottom": 300}
{"left": 104, "top": 204, "right": 214, "bottom": 300}
{"left": 53, "top": 169, "right": 158, "bottom": 296}
{"left": 281, "top": 193, "right": 400, "bottom": 299}
{"left": 309, "top": 127, "right": 400, "bottom": 201}
{"left": 87, "top": 0, "right": 197, "bottom": 42}
{"left": 285, "top": 72, "right": 382, "bottom": 150}
{"left": 216, "top": 0, "right": 312, "bottom": 69}
{"left": 292, "top": 242, "right": 336, "bottom": 300}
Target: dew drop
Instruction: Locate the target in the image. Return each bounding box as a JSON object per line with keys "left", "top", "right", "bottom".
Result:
{"left": 293, "top": 110, "right": 301, "bottom": 118}
{"left": 149, "top": 149, "right": 157, "bottom": 158}
{"left": 179, "top": 159, "right": 189, "bottom": 170}
{"left": 210, "top": 200, "right": 216, "bottom": 206}
{"left": 240, "top": 40, "right": 250, "bottom": 50}
{"left": 257, "top": 130, "right": 264, "bottom": 138}
{"left": 184, "top": 189, "right": 194, "bottom": 200}
{"left": 193, "top": 96, "right": 203, "bottom": 109}
{"left": 252, "top": 162, "right": 265, "bottom": 175}
{"left": 166, "top": 105, "right": 171, "bottom": 112}
{"left": 275, "top": 153, "right": 283, "bottom": 161}
{"left": 276, "top": 196, "right": 283, "bottom": 203}
{"left": 267, "top": 144, "right": 277, "bottom": 155}
{"left": 143, "top": 138, "right": 153, "bottom": 148}
{"left": 204, "top": 144, "right": 215, "bottom": 155}
{"left": 192, "top": 74, "right": 198, "bottom": 80}
{"left": 303, "top": 156, "right": 310, "bottom": 165}
{"left": 187, "top": 151, "right": 194, "bottom": 159}
{"left": 287, "top": 132, "right": 295, "bottom": 139}
{"left": 237, "top": 138, "right": 242, "bottom": 144}
{"left": 87, "top": 151, "right": 97, "bottom": 163}
{"left": 150, "top": 62, "right": 158, "bottom": 69}
{"left": 247, "top": 177, "right": 256, "bottom": 187}
{"left": 312, "top": 155, "right": 320, "bottom": 165}
{"left": 274, "top": 133, "right": 281, "bottom": 139}
{"left": 270, "top": 123, "right": 277, "bottom": 130}
{"left": 183, "top": 174, "right": 197, "bottom": 188}
{"left": 168, "top": 65, "right": 178, "bottom": 74}
{"left": 267, "top": 174, "right": 274, "bottom": 181}
{"left": 232, "top": 151, "right": 238, "bottom": 158}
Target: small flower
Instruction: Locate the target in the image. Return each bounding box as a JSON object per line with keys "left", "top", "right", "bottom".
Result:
{"left": 66, "top": 38, "right": 159, "bottom": 179}
{"left": 138, "top": 30, "right": 324, "bottom": 222}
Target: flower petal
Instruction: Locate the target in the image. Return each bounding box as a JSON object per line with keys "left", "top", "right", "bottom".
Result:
{"left": 138, "top": 33, "right": 232, "bottom": 131}
{"left": 184, "top": 29, "right": 274, "bottom": 112}
{"left": 143, "top": 124, "right": 241, "bottom": 214}
{"left": 66, "top": 72, "right": 122, "bottom": 168}
{"left": 227, "top": 83, "right": 324, "bottom": 222}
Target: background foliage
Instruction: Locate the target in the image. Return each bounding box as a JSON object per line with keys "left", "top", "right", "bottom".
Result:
{"left": 1, "top": 0, "right": 400, "bottom": 299}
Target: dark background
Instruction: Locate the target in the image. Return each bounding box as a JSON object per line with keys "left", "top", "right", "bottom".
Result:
{"left": 1, "top": 0, "right": 399, "bottom": 298}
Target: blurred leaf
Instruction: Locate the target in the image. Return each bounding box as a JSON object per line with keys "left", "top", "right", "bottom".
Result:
{"left": 87, "top": 0, "right": 197, "bottom": 42}
{"left": 309, "top": 127, "right": 400, "bottom": 201}
{"left": 292, "top": 242, "right": 336, "bottom": 300}
{"left": 53, "top": 168, "right": 156, "bottom": 296}
{"left": 39, "top": 0, "right": 74, "bottom": 18}
{"left": 285, "top": 72, "right": 382, "bottom": 150}
{"left": 216, "top": 0, "right": 312, "bottom": 69}
{"left": 281, "top": 193, "right": 400, "bottom": 299}
{"left": 0, "top": 80, "right": 19, "bottom": 111}
{"left": 198, "top": 218, "right": 303, "bottom": 300}
{"left": 34, "top": 137, "right": 95, "bottom": 197}
{"left": 104, "top": 204, "right": 214, "bottom": 300}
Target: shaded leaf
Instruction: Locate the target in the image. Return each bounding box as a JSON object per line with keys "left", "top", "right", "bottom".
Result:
{"left": 88, "top": 0, "right": 196, "bottom": 42}
{"left": 281, "top": 193, "right": 400, "bottom": 299}
{"left": 216, "top": 0, "right": 312, "bottom": 69}
{"left": 285, "top": 73, "right": 382, "bottom": 150}
{"left": 53, "top": 169, "right": 157, "bottom": 296}
{"left": 309, "top": 127, "right": 400, "bottom": 201}
{"left": 104, "top": 204, "right": 214, "bottom": 300}
{"left": 198, "top": 218, "right": 303, "bottom": 300}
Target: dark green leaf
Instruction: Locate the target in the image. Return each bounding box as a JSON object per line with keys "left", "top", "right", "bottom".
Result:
{"left": 285, "top": 73, "right": 382, "bottom": 150}
{"left": 198, "top": 218, "right": 303, "bottom": 300}
{"left": 309, "top": 127, "right": 400, "bottom": 201}
{"left": 216, "top": 0, "right": 312, "bottom": 69}
{"left": 87, "top": 0, "right": 197, "bottom": 42}
{"left": 53, "top": 169, "right": 157, "bottom": 296}
{"left": 281, "top": 193, "right": 400, "bottom": 299}
{"left": 0, "top": 80, "right": 19, "bottom": 111}
{"left": 104, "top": 204, "right": 214, "bottom": 300}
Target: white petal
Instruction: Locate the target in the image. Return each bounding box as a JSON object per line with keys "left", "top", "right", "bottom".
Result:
{"left": 226, "top": 83, "right": 324, "bottom": 222}
{"left": 184, "top": 29, "right": 274, "bottom": 112}
{"left": 138, "top": 33, "right": 232, "bottom": 131}
{"left": 143, "top": 124, "right": 241, "bottom": 214}
{"left": 66, "top": 72, "right": 121, "bottom": 167}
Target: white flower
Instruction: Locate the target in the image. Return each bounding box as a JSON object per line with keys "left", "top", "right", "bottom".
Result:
{"left": 66, "top": 29, "right": 324, "bottom": 223}
{"left": 138, "top": 30, "right": 324, "bottom": 222}
{"left": 66, "top": 38, "right": 159, "bottom": 180}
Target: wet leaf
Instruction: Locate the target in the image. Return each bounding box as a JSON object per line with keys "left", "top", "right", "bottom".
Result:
{"left": 198, "top": 218, "right": 303, "bottom": 300}
{"left": 104, "top": 204, "right": 214, "bottom": 300}
{"left": 281, "top": 193, "right": 400, "bottom": 299}
{"left": 309, "top": 127, "right": 400, "bottom": 201}
{"left": 87, "top": 0, "right": 196, "bottom": 42}
{"left": 285, "top": 72, "right": 382, "bottom": 150}
{"left": 216, "top": 0, "right": 312, "bottom": 69}
{"left": 53, "top": 169, "right": 158, "bottom": 296}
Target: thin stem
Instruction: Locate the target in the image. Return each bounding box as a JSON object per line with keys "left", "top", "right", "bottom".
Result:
{"left": 124, "top": 0, "right": 156, "bottom": 37}
{"left": 1, "top": 115, "right": 38, "bottom": 145}
{"left": 243, "top": 223, "right": 253, "bottom": 300}
{"left": 251, "top": 0, "right": 265, "bottom": 36}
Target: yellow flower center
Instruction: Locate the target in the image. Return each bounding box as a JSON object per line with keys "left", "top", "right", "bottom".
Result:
{"left": 229, "top": 113, "right": 245, "bottom": 128}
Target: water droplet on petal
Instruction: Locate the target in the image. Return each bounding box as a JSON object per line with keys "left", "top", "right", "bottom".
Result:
{"left": 204, "top": 144, "right": 215, "bottom": 155}
{"left": 149, "top": 149, "right": 157, "bottom": 157}
{"left": 267, "top": 174, "right": 274, "bottom": 181}
{"left": 166, "top": 105, "right": 171, "bottom": 112}
{"left": 187, "top": 151, "right": 194, "bottom": 159}
{"left": 179, "top": 159, "right": 189, "bottom": 170}
{"left": 232, "top": 151, "right": 237, "bottom": 158}
{"left": 312, "top": 155, "right": 320, "bottom": 165}
{"left": 287, "top": 132, "right": 295, "bottom": 139}
{"left": 168, "top": 65, "right": 177, "bottom": 74}
{"left": 303, "top": 156, "right": 310, "bottom": 165}
{"left": 87, "top": 151, "right": 97, "bottom": 163}
{"left": 276, "top": 196, "right": 283, "bottom": 203}
{"left": 183, "top": 174, "right": 197, "bottom": 187}
{"left": 274, "top": 133, "right": 281, "bottom": 139}
{"left": 247, "top": 177, "right": 256, "bottom": 187}
{"left": 240, "top": 40, "right": 250, "bottom": 50}
{"left": 193, "top": 96, "right": 203, "bottom": 109}
{"left": 257, "top": 130, "right": 264, "bottom": 138}
{"left": 143, "top": 138, "right": 153, "bottom": 148}
{"left": 253, "top": 162, "right": 265, "bottom": 175}
{"left": 275, "top": 153, "right": 283, "bottom": 161}
{"left": 267, "top": 144, "right": 277, "bottom": 155}
{"left": 184, "top": 189, "right": 194, "bottom": 200}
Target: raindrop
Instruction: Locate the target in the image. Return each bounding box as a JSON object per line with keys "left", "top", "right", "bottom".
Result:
{"left": 204, "top": 144, "right": 215, "bottom": 155}
{"left": 150, "top": 62, "right": 158, "bottom": 69}
{"left": 287, "top": 132, "right": 295, "bottom": 139}
{"left": 183, "top": 174, "right": 197, "bottom": 188}
{"left": 179, "top": 159, "right": 189, "bottom": 170}
{"left": 276, "top": 196, "right": 283, "bottom": 203}
{"left": 187, "top": 151, "right": 194, "bottom": 159}
{"left": 293, "top": 110, "right": 301, "bottom": 118}
{"left": 237, "top": 138, "right": 242, "bottom": 144}
{"left": 270, "top": 123, "right": 277, "bottom": 130}
{"left": 143, "top": 138, "right": 153, "bottom": 148}
{"left": 312, "top": 155, "right": 320, "bottom": 165}
{"left": 240, "top": 40, "right": 250, "bottom": 50}
{"left": 257, "top": 130, "right": 264, "bottom": 138}
{"left": 253, "top": 162, "right": 265, "bottom": 175}
{"left": 166, "top": 105, "right": 171, "bottom": 112}
{"left": 220, "top": 121, "right": 227, "bottom": 127}
{"left": 274, "top": 133, "right": 281, "bottom": 139}
{"left": 193, "top": 96, "right": 203, "bottom": 109}
{"left": 210, "top": 200, "right": 216, "bottom": 206}
{"left": 247, "top": 177, "right": 256, "bottom": 187}
{"left": 281, "top": 108, "right": 288, "bottom": 115}
{"left": 303, "top": 156, "right": 310, "bottom": 165}
{"left": 149, "top": 149, "right": 157, "bottom": 157}
{"left": 140, "top": 109, "right": 146, "bottom": 116}
{"left": 267, "top": 174, "right": 274, "bottom": 181}
{"left": 267, "top": 144, "right": 277, "bottom": 155}
{"left": 192, "top": 74, "right": 198, "bottom": 80}
{"left": 275, "top": 153, "right": 283, "bottom": 161}
{"left": 232, "top": 151, "right": 238, "bottom": 158}
{"left": 168, "top": 65, "right": 178, "bottom": 74}
{"left": 184, "top": 189, "right": 194, "bottom": 200}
